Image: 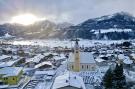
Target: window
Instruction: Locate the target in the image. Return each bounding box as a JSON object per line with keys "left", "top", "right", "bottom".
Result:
{"left": 4, "top": 78, "right": 8, "bottom": 80}
{"left": 92, "top": 66, "right": 95, "bottom": 70}
{"left": 87, "top": 65, "right": 89, "bottom": 69}
{"left": 82, "top": 65, "right": 84, "bottom": 69}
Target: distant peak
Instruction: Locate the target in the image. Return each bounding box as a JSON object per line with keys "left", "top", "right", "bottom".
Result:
{"left": 113, "top": 11, "right": 133, "bottom": 17}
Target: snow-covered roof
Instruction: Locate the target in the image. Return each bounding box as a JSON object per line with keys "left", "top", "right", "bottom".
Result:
{"left": 0, "top": 85, "right": 9, "bottom": 89}
{"left": 118, "top": 54, "right": 133, "bottom": 64}
{"left": 107, "top": 50, "right": 114, "bottom": 54}
{"left": 0, "top": 55, "right": 11, "bottom": 61}
{"left": 53, "top": 54, "right": 66, "bottom": 60}
{"left": 43, "top": 52, "right": 52, "bottom": 56}
{"left": 34, "top": 70, "right": 56, "bottom": 76}
{"left": 130, "top": 53, "right": 135, "bottom": 59}
{"left": 35, "top": 61, "right": 52, "bottom": 69}
{"left": 26, "top": 54, "right": 44, "bottom": 63}
{"left": 69, "top": 52, "right": 95, "bottom": 64}
{"left": 118, "top": 54, "right": 125, "bottom": 60}
{"left": 106, "top": 54, "right": 112, "bottom": 57}
{"left": 123, "top": 56, "right": 133, "bottom": 64}
{"left": 95, "top": 58, "right": 105, "bottom": 62}
{"left": 0, "top": 67, "right": 23, "bottom": 77}
{"left": 99, "top": 55, "right": 106, "bottom": 58}
{"left": 0, "top": 59, "right": 21, "bottom": 68}
{"left": 52, "top": 72, "right": 86, "bottom": 89}
{"left": 98, "top": 66, "right": 110, "bottom": 74}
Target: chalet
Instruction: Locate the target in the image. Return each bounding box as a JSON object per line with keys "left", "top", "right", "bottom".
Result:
{"left": 0, "top": 67, "right": 23, "bottom": 85}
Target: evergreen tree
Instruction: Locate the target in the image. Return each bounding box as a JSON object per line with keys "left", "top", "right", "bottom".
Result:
{"left": 103, "top": 63, "right": 127, "bottom": 89}
{"left": 103, "top": 67, "right": 113, "bottom": 89}
{"left": 112, "top": 64, "right": 127, "bottom": 89}
{"left": 122, "top": 41, "right": 131, "bottom": 48}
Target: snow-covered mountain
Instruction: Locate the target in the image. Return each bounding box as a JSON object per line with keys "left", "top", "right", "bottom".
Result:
{"left": 65, "top": 12, "right": 135, "bottom": 40}
{"left": 0, "top": 20, "right": 72, "bottom": 39}
{"left": 0, "top": 12, "right": 135, "bottom": 40}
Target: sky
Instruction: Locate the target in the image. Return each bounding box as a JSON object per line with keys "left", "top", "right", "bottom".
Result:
{"left": 0, "top": 0, "right": 135, "bottom": 24}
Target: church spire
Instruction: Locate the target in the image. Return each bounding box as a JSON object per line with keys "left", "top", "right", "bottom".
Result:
{"left": 73, "top": 38, "right": 80, "bottom": 72}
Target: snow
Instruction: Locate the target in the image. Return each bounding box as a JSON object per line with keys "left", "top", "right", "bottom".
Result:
{"left": 124, "top": 70, "right": 135, "bottom": 82}
{"left": 26, "top": 32, "right": 40, "bottom": 35}
{"left": 34, "top": 82, "right": 46, "bottom": 89}
{"left": 35, "top": 61, "right": 52, "bottom": 69}
{"left": 26, "top": 54, "right": 44, "bottom": 63}
{"left": 95, "top": 58, "right": 105, "bottom": 62}
{"left": 34, "top": 70, "right": 56, "bottom": 76}
{"left": 43, "top": 52, "right": 52, "bottom": 56}
{"left": 0, "top": 33, "right": 15, "bottom": 39}
{"left": 0, "top": 85, "right": 9, "bottom": 88}
{"left": 0, "top": 67, "right": 23, "bottom": 77}
{"left": 130, "top": 53, "right": 135, "bottom": 59}
{"left": 12, "top": 39, "right": 125, "bottom": 48}
{"left": 94, "top": 28, "right": 132, "bottom": 34}
{"left": 118, "top": 54, "right": 133, "bottom": 64}
{"left": 98, "top": 66, "right": 110, "bottom": 74}
{"left": 53, "top": 54, "right": 66, "bottom": 61}
{"left": 0, "top": 60, "right": 19, "bottom": 68}
{"left": 96, "top": 15, "right": 114, "bottom": 21}
{"left": 123, "top": 56, "right": 133, "bottom": 64}
{"left": 118, "top": 54, "right": 125, "bottom": 60}
{"left": 52, "top": 71, "right": 86, "bottom": 89}
{"left": 0, "top": 55, "right": 11, "bottom": 61}
{"left": 69, "top": 52, "right": 95, "bottom": 63}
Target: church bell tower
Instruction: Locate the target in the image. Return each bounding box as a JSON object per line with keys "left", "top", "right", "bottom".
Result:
{"left": 73, "top": 39, "right": 80, "bottom": 72}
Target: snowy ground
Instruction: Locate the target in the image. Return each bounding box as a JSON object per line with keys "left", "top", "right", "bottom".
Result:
{"left": 12, "top": 39, "right": 127, "bottom": 48}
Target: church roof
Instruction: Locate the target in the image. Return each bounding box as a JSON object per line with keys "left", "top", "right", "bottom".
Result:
{"left": 69, "top": 52, "right": 95, "bottom": 64}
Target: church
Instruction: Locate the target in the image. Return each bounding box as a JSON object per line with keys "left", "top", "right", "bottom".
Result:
{"left": 52, "top": 39, "right": 101, "bottom": 89}
{"left": 68, "top": 39, "right": 97, "bottom": 72}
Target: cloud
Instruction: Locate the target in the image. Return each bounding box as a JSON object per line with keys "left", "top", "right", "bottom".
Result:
{"left": 0, "top": 0, "right": 135, "bottom": 24}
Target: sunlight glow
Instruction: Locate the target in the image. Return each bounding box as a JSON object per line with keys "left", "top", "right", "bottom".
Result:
{"left": 10, "top": 14, "right": 45, "bottom": 25}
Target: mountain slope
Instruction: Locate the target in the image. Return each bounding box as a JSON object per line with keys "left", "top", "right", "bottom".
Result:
{"left": 64, "top": 12, "right": 135, "bottom": 40}
{"left": 0, "top": 20, "right": 72, "bottom": 39}
{"left": 0, "top": 12, "right": 135, "bottom": 40}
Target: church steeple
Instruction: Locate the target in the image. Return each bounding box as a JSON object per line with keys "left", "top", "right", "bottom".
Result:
{"left": 73, "top": 38, "right": 80, "bottom": 72}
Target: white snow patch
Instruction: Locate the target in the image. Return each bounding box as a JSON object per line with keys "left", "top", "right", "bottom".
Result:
{"left": 94, "top": 29, "right": 132, "bottom": 34}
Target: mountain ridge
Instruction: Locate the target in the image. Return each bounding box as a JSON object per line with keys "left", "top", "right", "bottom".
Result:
{"left": 0, "top": 12, "right": 135, "bottom": 40}
{"left": 64, "top": 12, "right": 135, "bottom": 40}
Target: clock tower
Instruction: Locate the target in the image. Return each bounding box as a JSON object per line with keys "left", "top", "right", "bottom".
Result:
{"left": 73, "top": 39, "right": 80, "bottom": 72}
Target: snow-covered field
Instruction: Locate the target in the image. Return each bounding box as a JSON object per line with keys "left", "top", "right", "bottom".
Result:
{"left": 94, "top": 28, "right": 132, "bottom": 34}
{"left": 12, "top": 39, "right": 126, "bottom": 48}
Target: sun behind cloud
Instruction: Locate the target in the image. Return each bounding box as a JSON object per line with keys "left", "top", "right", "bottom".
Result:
{"left": 10, "top": 13, "right": 45, "bottom": 25}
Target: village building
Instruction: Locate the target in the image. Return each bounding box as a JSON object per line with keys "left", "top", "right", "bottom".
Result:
{"left": 0, "top": 55, "right": 11, "bottom": 62}
{"left": 69, "top": 52, "right": 97, "bottom": 71}
{"left": 67, "top": 39, "right": 102, "bottom": 88}
{"left": 52, "top": 72, "right": 86, "bottom": 89}
{"left": 68, "top": 39, "right": 97, "bottom": 72}
{"left": 0, "top": 67, "right": 23, "bottom": 85}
